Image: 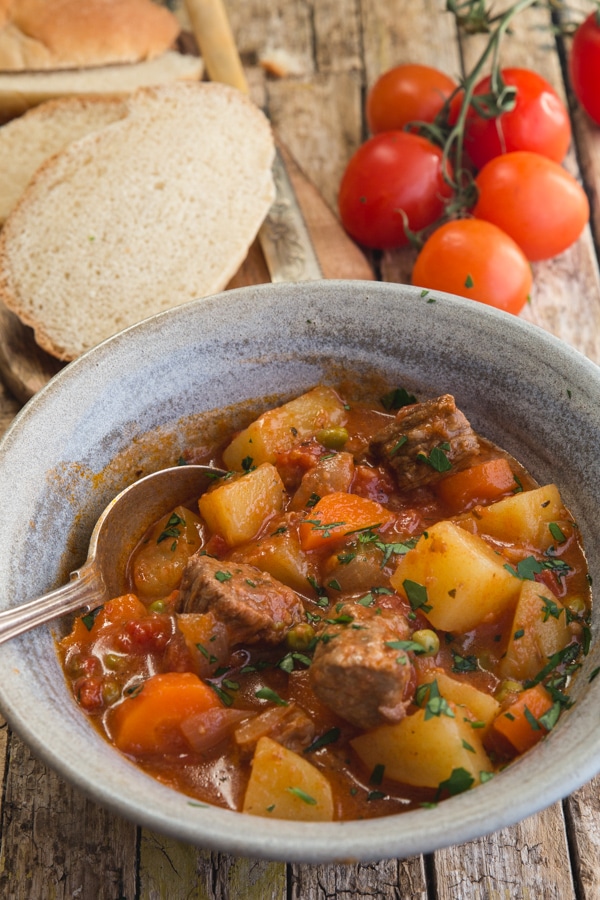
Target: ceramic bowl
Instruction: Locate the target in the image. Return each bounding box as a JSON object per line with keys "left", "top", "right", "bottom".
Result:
{"left": 1, "top": 280, "right": 599, "bottom": 864}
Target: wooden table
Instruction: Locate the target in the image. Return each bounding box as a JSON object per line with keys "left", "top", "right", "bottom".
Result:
{"left": 1, "top": 0, "right": 600, "bottom": 896}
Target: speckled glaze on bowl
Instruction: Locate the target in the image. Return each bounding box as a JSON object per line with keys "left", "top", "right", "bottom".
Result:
{"left": 1, "top": 280, "right": 600, "bottom": 864}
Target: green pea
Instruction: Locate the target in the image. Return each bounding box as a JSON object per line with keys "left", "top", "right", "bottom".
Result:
{"left": 104, "top": 652, "right": 125, "bottom": 671}
{"left": 149, "top": 599, "right": 167, "bottom": 614}
{"left": 315, "top": 427, "right": 349, "bottom": 450}
{"left": 412, "top": 629, "right": 440, "bottom": 657}
{"left": 102, "top": 678, "right": 121, "bottom": 706}
{"left": 495, "top": 679, "right": 523, "bottom": 703}
{"left": 286, "top": 623, "right": 316, "bottom": 652}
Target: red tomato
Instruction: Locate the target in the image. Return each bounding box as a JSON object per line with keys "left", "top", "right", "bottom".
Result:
{"left": 464, "top": 68, "right": 571, "bottom": 169}
{"left": 570, "top": 12, "right": 600, "bottom": 125}
{"left": 411, "top": 219, "right": 532, "bottom": 315}
{"left": 338, "top": 132, "right": 453, "bottom": 249}
{"left": 367, "top": 64, "right": 457, "bottom": 133}
{"left": 473, "top": 151, "right": 589, "bottom": 261}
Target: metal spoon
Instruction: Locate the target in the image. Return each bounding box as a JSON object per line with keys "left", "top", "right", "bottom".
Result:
{"left": 0, "top": 464, "right": 225, "bottom": 645}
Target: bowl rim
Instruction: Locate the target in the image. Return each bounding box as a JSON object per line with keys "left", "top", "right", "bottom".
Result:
{"left": 1, "top": 278, "right": 600, "bottom": 864}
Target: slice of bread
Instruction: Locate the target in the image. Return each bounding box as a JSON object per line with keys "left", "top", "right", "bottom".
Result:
{"left": 0, "top": 0, "right": 180, "bottom": 70}
{"left": 0, "top": 51, "right": 203, "bottom": 123}
{"left": 0, "top": 81, "right": 275, "bottom": 361}
{"left": 0, "top": 95, "right": 129, "bottom": 224}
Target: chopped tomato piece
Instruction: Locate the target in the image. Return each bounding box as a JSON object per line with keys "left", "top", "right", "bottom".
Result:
{"left": 61, "top": 593, "right": 147, "bottom": 649}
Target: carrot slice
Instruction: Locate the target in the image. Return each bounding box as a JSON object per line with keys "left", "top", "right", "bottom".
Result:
{"left": 110, "top": 671, "right": 223, "bottom": 755}
{"left": 489, "top": 684, "right": 554, "bottom": 754}
{"left": 436, "top": 457, "right": 517, "bottom": 513}
{"left": 298, "top": 491, "right": 394, "bottom": 550}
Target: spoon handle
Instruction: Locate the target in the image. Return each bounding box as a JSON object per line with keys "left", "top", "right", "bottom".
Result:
{"left": 0, "top": 564, "right": 104, "bottom": 645}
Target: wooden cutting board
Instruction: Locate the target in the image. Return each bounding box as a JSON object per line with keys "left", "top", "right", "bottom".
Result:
{"left": 0, "top": 142, "right": 373, "bottom": 404}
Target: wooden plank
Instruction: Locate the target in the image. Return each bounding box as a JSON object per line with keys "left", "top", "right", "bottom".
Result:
{"left": 433, "top": 804, "right": 576, "bottom": 899}
{"left": 0, "top": 735, "right": 138, "bottom": 899}
{"left": 564, "top": 778, "right": 600, "bottom": 900}
{"left": 138, "top": 835, "right": 287, "bottom": 899}
{"left": 569, "top": 106, "right": 600, "bottom": 262}
{"left": 361, "top": 0, "right": 461, "bottom": 80}
{"left": 289, "top": 857, "right": 428, "bottom": 899}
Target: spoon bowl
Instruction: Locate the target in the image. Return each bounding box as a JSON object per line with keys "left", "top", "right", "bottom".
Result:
{"left": 0, "top": 464, "right": 223, "bottom": 644}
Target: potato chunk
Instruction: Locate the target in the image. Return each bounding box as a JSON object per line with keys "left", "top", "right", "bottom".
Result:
{"left": 351, "top": 706, "right": 493, "bottom": 790}
{"left": 222, "top": 386, "right": 347, "bottom": 471}
{"left": 131, "top": 505, "right": 204, "bottom": 600}
{"left": 499, "top": 581, "right": 570, "bottom": 681}
{"left": 198, "top": 463, "right": 285, "bottom": 547}
{"left": 231, "top": 522, "right": 318, "bottom": 598}
{"left": 470, "top": 484, "right": 564, "bottom": 548}
{"left": 390, "top": 520, "right": 519, "bottom": 632}
{"left": 242, "top": 736, "right": 334, "bottom": 821}
{"left": 424, "top": 670, "right": 500, "bottom": 732}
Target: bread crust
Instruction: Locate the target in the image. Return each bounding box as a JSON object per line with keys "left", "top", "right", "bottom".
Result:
{"left": 0, "top": 51, "right": 204, "bottom": 123}
{"left": 0, "top": 0, "right": 180, "bottom": 70}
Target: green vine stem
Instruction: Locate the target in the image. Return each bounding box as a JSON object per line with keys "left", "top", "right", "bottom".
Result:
{"left": 407, "top": 0, "right": 598, "bottom": 233}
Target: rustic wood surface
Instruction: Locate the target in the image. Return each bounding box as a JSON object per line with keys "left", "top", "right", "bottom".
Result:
{"left": 1, "top": 0, "right": 600, "bottom": 897}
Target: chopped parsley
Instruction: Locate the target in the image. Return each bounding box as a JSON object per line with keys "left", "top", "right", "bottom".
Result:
{"left": 81, "top": 605, "right": 103, "bottom": 631}
{"left": 451, "top": 649, "right": 478, "bottom": 673}
{"left": 389, "top": 435, "right": 408, "bottom": 457}
{"left": 255, "top": 687, "right": 288, "bottom": 706}
{"left": 403, "top": 579, "right": 432, "bottom": 614}
{"left": 369, "top": 763, "right": 385, "bottom": 785}
{"left": 386, "top": 639, "right": 427, "bottom": 655}
{"left": 380, "top": 387, "right": 417, "bottom": 411}
{"left": 305, "top": 727, "right": 341, "bottom": 753}
{"left": 416, "top": 442, "right": 452, "bottom": 473}
{"left": 436, "top": 767, "right": 474, "bottom": 798}
{"left": 549, "top": 522, "right": 567, "bottom": 543}
{"left": 504, "top": 555, "right": 572, "bottom": 582}
{"left": 541, "top": 595, "right": 563, "bottom": 622}
{"left": 286, "top": 787, "right": 317, "bottom": 805}
{"left": 214, "top": 570, "right": 233, "bottom": 583}
{"left": 156, "top": 512, "right": 186, "bottom": 548}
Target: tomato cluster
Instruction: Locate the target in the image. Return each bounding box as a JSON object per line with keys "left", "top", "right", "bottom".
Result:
{"left": 338, "top": 62, "right": 591, "bottom": 316}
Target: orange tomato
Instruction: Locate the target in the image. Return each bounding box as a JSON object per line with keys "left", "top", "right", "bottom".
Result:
{"left": 473, "top": 151, "right": 589, "bottom": 261}
{"left": 411, "top": 219, "right": 532, "bottom": 315}
{"left": 366, "top": 63, "right": 457, "bottom": 133}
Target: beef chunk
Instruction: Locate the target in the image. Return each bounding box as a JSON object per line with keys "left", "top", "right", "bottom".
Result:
{"left": 290, "top": 451, "right": 355, "bottom": 511}
{"left": 371, "top": 394, "right": 480, "bottom": 491}
{"left": 234, "top": 703, "right": 316, "bottom": 757}
{"left": 309, "top": 604, "right": 415, "bottom": 730}
{"left": 177, "top": 554, "right": 304, "bottom": 646}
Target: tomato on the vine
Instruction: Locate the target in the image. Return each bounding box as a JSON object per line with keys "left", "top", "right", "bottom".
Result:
{"left": 570, "top": 11, "right": 600, "bottom": 126}
{"left": 473, "top": 151, "right": 589, "bottom": 261}
{"left": 411, "top": 219, "right": 532, "bottom": 315}
{"left": 366, "top": 64, "right": 458, "bottom": 133}
{"left": 464, "top": 68, "right": 571, "bottom": 169}
{"left": 338, "top": 131, "right": 453, "bottom": 250}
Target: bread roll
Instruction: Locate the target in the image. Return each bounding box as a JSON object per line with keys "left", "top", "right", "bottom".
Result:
{"left": 0, "top": 82, "right": 275, "bottom": 361}
{"left": 0, "top": 0, "right": 180, "bottom": 70}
